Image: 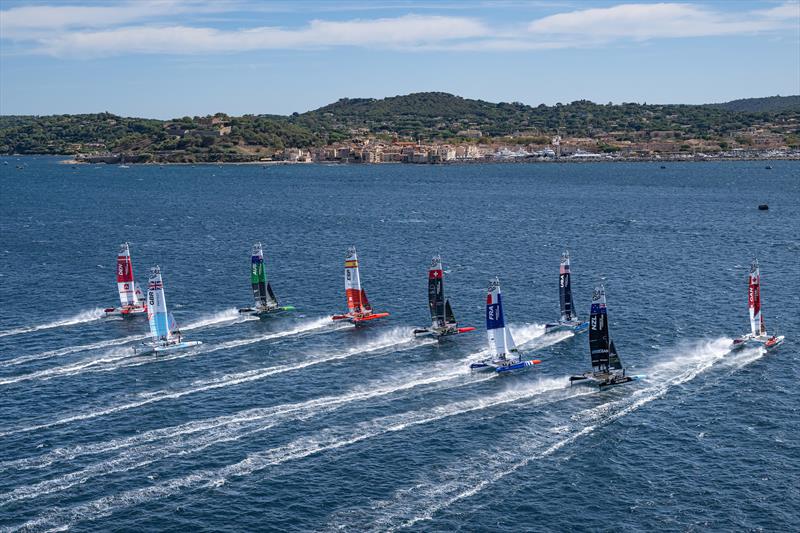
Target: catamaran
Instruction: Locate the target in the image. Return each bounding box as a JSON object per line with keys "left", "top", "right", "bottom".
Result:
{"left": 470, "top": 278, "right": 541, "bottom": 373}
{"left": 104, "top": 242, "right": 147, "bottom": 317}
{"left": 413, "top": 255, "right": 475, "bottom": 338}
{"left": 732, "top": 259, "right": 784, "bottom": 350}
{"left": 332, "top": 246, "right": 389, "bottom": 325}
{"left": 134, "top": 266, "right": 202, "bottom": 355}
{"left": 237, "top": 242, "right": 294, "bottom": 317}
{"left": 570, "top": 285, "right": 637, "bottom": 388}
{"left": 545, "top": 251, "right": 588, "bottom": 334}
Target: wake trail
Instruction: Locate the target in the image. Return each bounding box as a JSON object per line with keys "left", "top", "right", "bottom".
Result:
{"left": 1, "top": 327, "right": 432, "bottom": 438}
{"left": 9, "top": 377, "right": 578, "bottom": 528}
{"left": 0, "top": 308, "right": 257, "bottom": 369}
{"left": 0, "top": 308, "right": 106, "bottom": 339}
{"left": 2, "top": 343, "right": 501, "bottom": 473}
{"left": 355, "top": 338, "right": 752, "bottom": 531}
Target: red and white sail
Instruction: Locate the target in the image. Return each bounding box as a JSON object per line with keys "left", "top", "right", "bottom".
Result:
{"left": 748, "top": 259, "right": 766, "bottom": 336}
{"left": 345, "top": 246, "right": 372, "bottom": 315}
{"left": 117, "top": 242, "right": 142, "bottom": 308}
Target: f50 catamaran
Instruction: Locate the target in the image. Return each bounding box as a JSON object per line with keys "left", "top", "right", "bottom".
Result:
{"left": 238, "top": 242, "right": 294, "bottom": 317}
{"left": 134, "top": 266, "right": 202, "bottom": 355}
{"left": 104, "top": 242, "right": 147, "bottom": 317}
{"left": 413, "top": 255, "right": 475, "bottom": 338}
{"left": 332, "top": 247, "right": 389, "bottom": 325}
{"left": 732, "top": 259, "right": 784, "bottom": 350}
{"left": 570, "top": 286, "right": 637, "bottom": 388}
{"left": 545, "top": 251, "right": 588, "bottom": 334}
{"left": 470, "top": 278, "right": 541, "bottom": 373}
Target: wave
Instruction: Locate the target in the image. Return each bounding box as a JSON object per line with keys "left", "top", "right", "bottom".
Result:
{"left": 1, "top": 327, "right": 433, "bottom": 438}
{"left": 341, "top": 337, "right": 746, "bottom": 531}
{"left": 8, "top": 376, "right": 574, "bottom": 527}
{"left": 0, "top": 308, "right": 106, "bottom": 339}
{"left": 0, "top": 308, "right": 255, "bottom": 369}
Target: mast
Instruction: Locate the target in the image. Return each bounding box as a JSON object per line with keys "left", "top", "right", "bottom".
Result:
{"left": 748, "top": 259, "right": 765, "bottom": 336}
{"left": 146, "top": 265, "right": 171, "bottom": 343}
{"left": 486, "top": 277, "right": 512, "bottom": 358}
{"left": 428, "top": 255, "right": 446, "bottom": 329}
{"left": 117, "top": 242, "right": 140, "bottom": 307}
{"left": 345, "top": 247, "right": 371, "bottom": 315}
{"left": 588, "top": 285, "right": 611, "bottom": 374}
{"left": 559, "top": 250, "right": 575, "bottom": 321}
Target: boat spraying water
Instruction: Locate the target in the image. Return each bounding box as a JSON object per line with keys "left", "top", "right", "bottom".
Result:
{"left": 103, "top": 243, "right": 147, "bottom": 318}
{"left": 413, "top": 255, "right": 475, "bottom": 339}
{"left": 570, "top": 285, "right": 640, "bottom": 388}
{"left": 134, "top": 266, "right": 202, "bottom": 355}
{"left": 544, "top": 250, "right": 588, "bottom": 334}
{"left": 470, "top": 278, "right": 541, "bottom": 373}
{"left": 332, "top": 247, "right": 389, "bottom": 326}
{"left": 237, "top": 242, "right": 294, "bottom": 317}
{"left": 732, "top": 259, "right": 784, "bottom": 350}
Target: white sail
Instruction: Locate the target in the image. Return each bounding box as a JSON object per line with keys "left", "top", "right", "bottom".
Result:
{"left": 486, "top": 278, "right": 511, "bottom": 358}
{"left": 116, "top": 242, "right": 140, "bottom": 307}
{"left": 146, "top": 266, "right": 171, "bottom": 343}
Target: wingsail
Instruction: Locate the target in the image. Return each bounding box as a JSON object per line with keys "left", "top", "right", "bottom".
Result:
{"left": 545, "top": 250, "right": 588, "bottom": 334}
{"left": 413, "top": 255, "right": 474, "bottom": 338}
{"left": 104, "top": 242, "right": 147, "bottom": 317}
{"left": 238, "top": 242, "right": 294, "bottom": 316}
{"left": 332, "top": 246, "right": 389, "bottom": 325}
{"left": 733, "top": 259, "right": 784, "bottom": 350}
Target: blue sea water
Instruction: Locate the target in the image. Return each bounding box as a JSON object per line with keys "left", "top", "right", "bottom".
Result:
{"left": 0, "top": 157, "right": 798, "bottom": 532}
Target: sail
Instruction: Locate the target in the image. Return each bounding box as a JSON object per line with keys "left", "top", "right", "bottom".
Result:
{"left": 559, "top": 251, "right": 575, "bottom": 321}
{"left": 251, "top": 243, "right": 278, "bottom": 308}
{"left": 486, "top": 278, "right": 509, "bottom": 358}
{"left": 146, "top": 266, "right": 171, "bottom": 342}
{"left": 588, "top": 286, "right": 610, "bottom": 372}
{"left": 345, "top": 247, "right": 372, "bottom": 314}
{"left": 428, "top": 255, "right": 446, "bottom": 328}
{"left": 608, "top": 340, "right": 623, "bottom": 370}
{"left": 444, "top": 298, "right": 456, "bottom": 327}
{"left": 116, "top": 242, "right": 140, "bottom": 307}
{"left": 748, "top": 259, "right": 765, "bottom": 336}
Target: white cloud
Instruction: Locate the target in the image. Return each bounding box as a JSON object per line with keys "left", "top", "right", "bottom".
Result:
{"left": 1, "top": 1, "right": 798, "bottom": 57}
{"left": 28, "top": 15, "right": 489, "bottom": 57}
{"left": 527, "top": 2, "right": 799, "bottom": 41}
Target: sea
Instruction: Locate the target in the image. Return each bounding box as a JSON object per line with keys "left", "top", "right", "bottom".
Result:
{"left": 0, "top": 156, "right": 798, "bottom": 532}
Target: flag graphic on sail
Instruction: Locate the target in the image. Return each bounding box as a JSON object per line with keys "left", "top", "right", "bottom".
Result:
{"left": 117, "top": 242, "right": 141, "bottom": 308}
{"left": 251, "top": 242, "right": 278, "bottom": 309}
{"left": 748, "top": 259, "right": 766, "bottom": 336}
{"left": 486, "top": 278, "right": 515, "bottom": 358}
{"left": 345, "top": 246, "right": 372, "bottom": 315}
{"left": 147, "top": 266, "right": 171, "bottom": 342}
{"left": 589, "top": 286, "right": 611, "bottom": 372}
{"left": 559, "top": 251, "right": 575, "bottom": 321}
{"left": 428, "top": 255, "right": 446, "bottom": 329}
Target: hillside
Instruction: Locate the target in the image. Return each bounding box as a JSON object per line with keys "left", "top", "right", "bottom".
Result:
{"left": 1, "top": 93, "right": 798, "bottom": 161}
{"left": 708, "top": 95, "right": 800, "bottom": 113}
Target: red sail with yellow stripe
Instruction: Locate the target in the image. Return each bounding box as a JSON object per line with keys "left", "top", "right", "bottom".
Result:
{"left": 333, "top": 246, "right": 389, "bottom": 325}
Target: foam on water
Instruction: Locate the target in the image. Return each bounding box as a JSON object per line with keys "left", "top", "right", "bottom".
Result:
{"left": 0, "top": 308, "right": 106, "bottom": 339}
{"left": 339, "top": 337, "right": 752, "bottom": 531}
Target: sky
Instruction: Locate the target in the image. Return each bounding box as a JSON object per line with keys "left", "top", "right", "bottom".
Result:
{"left": 0, "top": 0, "right": 798, "bottom": 118}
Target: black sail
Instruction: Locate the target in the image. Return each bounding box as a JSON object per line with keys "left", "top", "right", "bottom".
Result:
{"left": 608, "top": 340, "right": 623, "bottom": 371}
{"left": 266, "top": 281, "right": 279, "bottom": 307}
{"left": 559, "top": 252, "right": 574, "bottom": 321}
{"left": 588, "top": 286, "right": 610, "bottom": 373}
{"left": 428, "top": 256, "right": 446, "bottom": 328}
{"left": 444, "top": 298, "right": 456, "bottom": 326}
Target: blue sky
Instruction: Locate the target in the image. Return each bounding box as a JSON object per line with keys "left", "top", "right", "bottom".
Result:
{"left": 1, "top": 0, "right": 798, "bottom": 118}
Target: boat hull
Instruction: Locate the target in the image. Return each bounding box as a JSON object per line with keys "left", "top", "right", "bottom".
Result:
{"left": 732, "top": 334, "right": 785, "bottom": 350}
{"left": 104, "top": 306, "right": 147, "bottom": 318}
{"left": 238, "top": 305, "right": 295, "bottom": 318}
{"left": 470, "top": 358, "right": 541, "bottom": 373}
{"left": 544, "top": 320, "right": 589, "bottom": 334}
{"left": 569, "top": 372, "right": 641, "bottom": 388}
{"left": 134, "top": 340, "right": 202, "bottom": 356}
{"left": 412, "top": 326, "right": 476, "bottom": 339}
{"left": 332, "top": 312, "right": 389, "bottom": 326}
